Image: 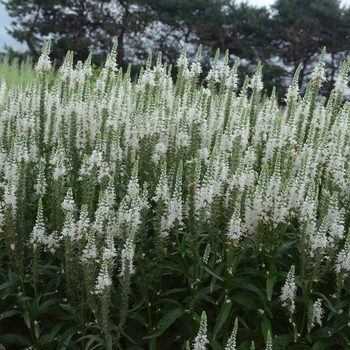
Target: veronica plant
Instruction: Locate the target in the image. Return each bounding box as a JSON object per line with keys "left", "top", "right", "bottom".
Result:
{"left": 1, "top": 42, "right": 350, "bottom": 350}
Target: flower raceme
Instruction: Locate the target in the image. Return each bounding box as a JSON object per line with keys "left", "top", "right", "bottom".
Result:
{"left": 35, "top": 40, "right": 52, "bottom": 72}
{"left": 193, "top": 311, "right": 208, "bottom": 350}
{"left": 120, "top": 229, "right": 135, "bottom": 277}
{"left": 280, "top": 265, "right": 297, "bottom": 317}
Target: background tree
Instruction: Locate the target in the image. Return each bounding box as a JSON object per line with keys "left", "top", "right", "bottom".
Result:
{"left": 2, "top": 0, "right": 350, "bottom": 99}
{"left": 193, "top": 1, "right": 286, "bottom": 97}
{"left": 132, "top": 0, "right": 231, "bottom": 66}
{"left": 135, "top": 1, "right": 286, "bottom": 96}
{"left": 271, "top": 0, "right": 350, "bottom": 89}
{"left": 0, "top": 0, "right": 150, "bottom": 67}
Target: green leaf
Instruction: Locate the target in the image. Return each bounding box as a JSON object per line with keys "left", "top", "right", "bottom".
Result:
{"left": 118, "top": 329, "right": 137, "bottom": 344}
{"left": 210, "top": 274, "right": 218, "bottom": 293}
{"left": 261, "top": 316, "right": 272, "bottom": 344}
{"left": 275, "top": 239, "right": 298, "bottom": 256}
{"left": 272, "top": 334, "right": 292, "bottom": 349}
{"left": 34, "top": 320, "right": 40, "bottom": 339}
{"left": 0, "top": 281, "right": 12, "bottom": 300}
{"left": 17, "top": 296, "right": 34, "bottom": 302}
{"left": 211, "top": 339, "right": 224, "bottom": 350}
{"left": 189, "top": 286, "right": 220, "bottom": 308}
{"left": 129, "top": 298, "right": 144, "bottom": 312}
{"left": 79, "top": 335, "right": 104, "bottom": 349}
{"left": 231, "top": 294, "right": 258, "bottom": 310}
{"left": 202, "top": 262, "right": 224, "bottom": 281}
{"left": 308, "top": 298, "right": 314, "bottom": 329}
{"left": 47, "top": 321, "right": 65, "bottom": 342}
{"left": 213, "top": 299, "right": 232, "bottom": 340}
{"left": 327, "top": 300, "right": 348, "bottom": 322}
{"left": 311, "top": 337, "right": 338, "bottom": 350}
{"left": 155, "top": 260, "right": 188, "bottom": 275}
{"left": 143, "top": 307, "right": 185, "bottom": 339}
{"left": 163, "top": 287, "right": 188, "bottom": 296}
{"left": 22, "top": 311, "right": 31, "bottom": 329}
{"left": 0, "top": 281, "right": 12, "bottom": 292}
{"left": 0, "top": 343, "right": 6, "bottom": 350}
{"left": 0, "top": 334, "right": 31, "bottom": 347}
{"left": 148, "top": 337, "right": 157, "bottom": 350}
{"left": 59, "top": 303, "right": 75, "bottom": 313}
{"left": 266, "top": 277, "right": 275, "bottom": 302}
{"left": 310, "top": 327, "right": 338, "bottom": 340}
{"left": 57, "top": 326, "right": 79, "bottom": 350}
{"left": 38, "top": 297, "right": 61, "bottom": 313}
{"left": 130, "top": 312, "right": 146, "bottom": 326}
{"left": 235, "top": 267, "right": 265, "bottom": 278}
{"left": 240, "top": 282, "right": 266, "bottom": 301}
{"left": 152, "top": 298, "right": 182, "bottom": 307}
{"left": 237, "top": 339, "right": 253, "bottom": 350}
{"left": 0, "top": 309, "right": 22, "bottom": 320}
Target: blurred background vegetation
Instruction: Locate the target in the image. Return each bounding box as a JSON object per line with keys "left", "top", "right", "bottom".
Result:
{"left": 1, "top": 0, "right": 350, "bottom": 100}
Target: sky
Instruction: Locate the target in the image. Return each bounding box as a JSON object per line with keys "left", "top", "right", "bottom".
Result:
{"left": 1, "top": 0, "right": 350, "bottom": 52}
{"left": 246, "top": 0, "right": 350, "bottom": 6}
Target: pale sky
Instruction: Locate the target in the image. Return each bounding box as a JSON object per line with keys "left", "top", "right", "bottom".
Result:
{"left": 245, "top": 0, "right": 350, "bottom": 6}
{"left": 1, "top": 0, "right": 350, "bottom": 52}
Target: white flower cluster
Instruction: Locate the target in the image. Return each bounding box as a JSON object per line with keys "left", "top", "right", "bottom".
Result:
{"left": 103, "top": 230, "right": 116, "bottom": 261}
{"left": 120, "top": 229, "right": 135, "bottom": 277}
{"left": 34, "top": 159, "right": 47, "bottom": 196}
{"left": 195, "top": 151, "right": 229, "bottom": 221}
{"left": 106, "top": 45, "right": 120, "bottom": 74}
{"left": 193, "top": 311, "right": 208, "bottom": 350}
{"left": 62, "top": 188, "right": 76, "bottom": 212}
{"left": 95, "top": 261, "right": 112, "bottom": 294}
{"left": 165, "top": 161, "right": 183, "bottom": 231}
{"left": 335, "top": 231, "right": 350, "bottom": 274}
{"left": 0, "top": 78, "right": 6, "bottom": 106}
{"left": 265, "top": 330, "right": 273, "bottom": 350}
{"left": 81, "top": 229, "right": 97, "bottom": 262}
{"left": 202, "top": 244, "right": 210, "bottom": 264}
{"left": 310, "top": 298, "right": 324, "bottom": 329}
{"left": 30, "top": 199, "right": 46, "bottom": 246}
{"left": 249, "top": 63, "right": 263, "bottom": 91}
{"left": 280, "top": 265, "right": 297, "bottom": 316}
{"left": 285, "top": 64, "right": 302, "bottom": 103}
{"left": 227, "top": 204, "right": 241, "bottom": 242}
{"left": 333, "top": 60, "right": 349, "bottom": 95}
{"left": 30, "top": 199, "right": 61, "bottom": 253}
{"left": 311, "top": 48, "right": 326, "bottom": 86}
{"left": 152, "top": 142, "right": 167, "bottom": 164}
{"left": 309, "top": 216, "right": 328, "bottom": 257}
{"left": 61, "top": 212, "right": 76, "bottom": 239}
{"left": 79, "top": 150, "right": 104, "bottom": 178}
{"left": 93, "top": 191, "right": 110, "bottom": 233}
{"left": 59, "top": 51, "right": 74, "bottom": 82}
{"left": 3, "top": 176, "right": 17, "bottom": 214}
{"left": 76, "top": 205, "right": 90, "bottom": 240}
{"left": 50, "top": 144, "right": 68, "bottom": 180}
{"left": 152, "top": 162, "right": 171, "bottom": 237}
{"left": 35, "top": 40, "right": 52, "bottom": 72}
{"left": 328, "top": 194, "right": 345, "bottom": 242}
{"left": 116, "top": 161, "right": 144, "bottom": 236}
{"left": 225, "top": 318, "right": 238, "bottom": 350}
{"left": 177, "top": 45, "right": 189, "bottom": 70}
